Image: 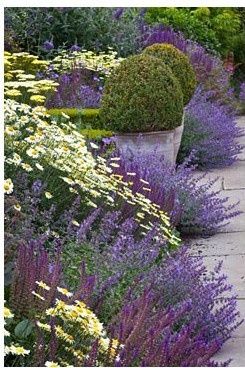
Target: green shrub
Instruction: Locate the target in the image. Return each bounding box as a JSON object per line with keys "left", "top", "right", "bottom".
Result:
{"left": 145, "top": 8, "right": 242, "bottom": 56}
{"left": 100, "top": 54, "right": 183, "bottom": 133}
{"left": 46, "top": 107, "right": 102, "bottom": 129}
{"left": 143, "top": 43, "right": 197, "bottom": 105}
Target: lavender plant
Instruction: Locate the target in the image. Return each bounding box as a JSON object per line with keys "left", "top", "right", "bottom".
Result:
{"left": 141, "top": 23, "right": 220, "bottom": 83}
{"left": 178, "top": 87, "right": 243, "bottom": 168}
{"left": 61, "top": 209, "right": 242, "bottom": 346}
{"left": 45, "top": 68, "right": 102, "bottom": 109}
{"left": 110, "top": 289, "right": 231, "bottom": 367}
{"left": 112, "top": 154, "right": 241, "bottom": 235}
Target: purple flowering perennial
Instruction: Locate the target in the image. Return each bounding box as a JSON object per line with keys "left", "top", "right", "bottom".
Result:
{"left": 179, "top": 86, "right": 244, "bottom": 169}
{"left": 111, "top": 154, "right": 241, "bottom": 235}
{"left": 42, "top": 40, "right": 54, "bottom": 51}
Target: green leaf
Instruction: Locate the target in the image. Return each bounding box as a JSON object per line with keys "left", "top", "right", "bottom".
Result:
{"left": 14, "top": 319, "right": 34, "bottom": 339}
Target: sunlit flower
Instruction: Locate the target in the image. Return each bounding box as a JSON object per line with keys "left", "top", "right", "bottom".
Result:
{"left": 35, "top": 163, "right": 44, "bottom": 171}
{"left": 4, "top": 307, "right": 14, "bottom": 319}
{"left": 5, "top": 125, "right": 18, "bottom": 136}
{"left": 72, "top": 219, "right": 80, "bottom": 227}
{"left": 90, "top": 142, "right": 99, "bottom": 149}
{"left": 21, "top": 163, "right": 33, "bottom": 172}
{"left": 36, "top": 280, "right": 50, "bottom": 290}
{"left": 5, "top": 345, "right": 30, "bottom": 356}
{"left": 4, "top": 178, "right": 14, "bottom": 194}
{"left": 26, "top": 147, "right": 40, "bottom": 158}
{"left": 30, "top": 95, "right": 46, "bottom": 103}
{"left": 32, "top": 291, "right": 45, "bottom": 301}
{"left": 45, "top": 362, "right": 60, "bottom": 368}
{"left": 57, "top": 287, "right": 73, "bottom": 297}
{"left": 45, "top": 192, "right": 53, "bottom": 199}
{"left": 36, "top": 321, "right": 51, "bottom": 331}
{"left": 4, "top": 328, "right": 10, "bottom": 337}
{"left": 14, "top": 203, "right": 21, "bottom": 211}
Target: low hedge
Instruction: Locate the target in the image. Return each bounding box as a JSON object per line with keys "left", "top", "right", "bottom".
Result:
{"left": 46, "top": 107, "right": 101, "bottom": 129}
{"left": 46, "top": 108, "right": 113, "bottom": 141}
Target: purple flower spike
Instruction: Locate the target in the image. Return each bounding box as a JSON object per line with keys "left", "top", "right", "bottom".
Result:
{"left": 43, "top": 40, "right": 54, "bottom": 51}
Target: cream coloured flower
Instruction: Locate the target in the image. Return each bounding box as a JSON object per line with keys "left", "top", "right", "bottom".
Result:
{"left": 57, "top": 287, "right": 73, "bottom": 297}
{"left": 35, "top": 163, "right": 44, "bottom": 171}
{"left": 14, "top": 203, "right": 21, "bottom": 212}
{"left": 4, "top": 179, "right": 14, "bottom": 194}
{"left": 21, "top": 163, "right": 33, "bottom": 172}
{"left": 26, "top": 147, "right": 40, "bottom": 158}
{"left": 45, "top": 192, "right": 53, "bottom": 199}
{"left": 36, "top": 280, "right": 50, "bottom": 290}
{"left": 4, "top": 307, "right": 14, "bottom": 319}
{"left": 45, "top": 362, "right": 60, "bottom": 368}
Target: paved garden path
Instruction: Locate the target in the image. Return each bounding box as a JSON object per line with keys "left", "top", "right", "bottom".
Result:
{"left": 190, "top": 116, "right": 245, "bottom": 366}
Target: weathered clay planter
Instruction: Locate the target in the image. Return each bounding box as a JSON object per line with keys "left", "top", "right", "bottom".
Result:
{"left": 115, "top": 112, "right": 185, "bottom": 165}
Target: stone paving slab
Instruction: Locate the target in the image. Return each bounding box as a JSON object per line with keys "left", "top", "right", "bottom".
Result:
{"left": 206, "top": 161, "right": 245, "bottom": 190}
{"left": 233, "top": 299, "right": 245, "bottom": 338}
{"left": 192, "top": 117, "right": 245, "bottom": 365}
{"left": 237, "top": 149, "right": 245, "bottom": 161}
{"left": 236, "top": 116, "right": 245, "bottom": 128}
{"left": 190, "top": 232, "right": 245, "bottom": 257}
{"left": 191, "top": 170, "right": 223, "bottom": 191}
{"left": 215, "top": 338, "right": 245, "bottom": 366}
{"left": 217, "top": 190, "right": 245, "bottom": 233}
{"left": 202, "top": 254, "right": 245, "bottom": 298}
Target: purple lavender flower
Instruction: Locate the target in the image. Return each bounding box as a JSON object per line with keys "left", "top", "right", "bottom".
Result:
{"left": 113, "top": 7, "right": 125, "bottom": 20}
{"left": 239, "top": 82, "right": 245, "bottom": 102}
{"left": 42, "top": 40, "right": 54, "bottom": 51}
{"left": 111, "top": 153, "right": 241, "bottom": 234}
{"left": 140, "top": 23, "right": 222, "bottom": 84}
{"left": 70, "top": 44, "right": 81, "bottom": 52}
{"left": 45, "top": 68, "right": 102, "bottom": 109}
{"left": 179, "top": 86, "right": 244, "bottom": 169}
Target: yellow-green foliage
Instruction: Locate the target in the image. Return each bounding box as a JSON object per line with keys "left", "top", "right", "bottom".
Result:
{"left": 4, "top": 99, "right": 179, "bottom": 247}
{"left": 51, "top": 49, "right": 123, "bottom": 76}
{"left": 101, "top": 54, "right": 183, "bottom": 133}
{"left": 47, "top": 108, "right": 103, "bottom": 130}
{"left": 79, "top": 128, "right": 113, "bottom": 141}
{"left": 4, "top": 51, "right": 49, "bottom": 80}
{"left": 4, "top": 52, "right": 58, "bottom": 106}
{"left": 143, "top": 43, "right": 197, "bottom": 105}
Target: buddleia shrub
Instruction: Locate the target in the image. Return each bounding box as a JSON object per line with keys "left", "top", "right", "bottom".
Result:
{"left": 100, "top": 53, "right": 183, "bottom": 133}
{"left": 143, "top": 43, "right": 197, "bottom": 105}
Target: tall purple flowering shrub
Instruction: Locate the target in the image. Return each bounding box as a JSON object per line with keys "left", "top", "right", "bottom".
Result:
{"left": 178, "top": 87, "right": 243, "bottom": 168}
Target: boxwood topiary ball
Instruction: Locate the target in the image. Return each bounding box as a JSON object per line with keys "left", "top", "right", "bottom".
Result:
{"left": 143, "top": 43, "right": 197, "bottom": 105}
{"left": 100, "top": 54, "right": 184, "bottom": 133}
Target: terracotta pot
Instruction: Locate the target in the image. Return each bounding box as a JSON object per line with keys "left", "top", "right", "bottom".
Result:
{"left": 115, "top": 112, "right": 185, "bottom": 165}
